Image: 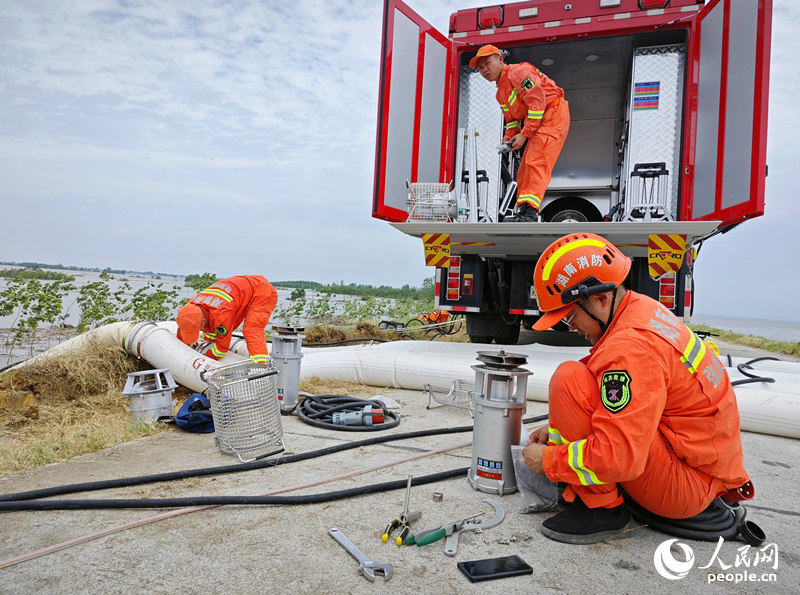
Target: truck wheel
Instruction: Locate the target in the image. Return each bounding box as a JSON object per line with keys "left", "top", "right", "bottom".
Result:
{"left": 469, "top": 335, "right": 494, "bottom": 344}
{"left": 494, "top": 323, "right": 521, "bottom": 345}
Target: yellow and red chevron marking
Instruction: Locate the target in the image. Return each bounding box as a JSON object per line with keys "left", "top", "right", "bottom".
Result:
{"left": 648, "top": 234, "right": 686, "bottom": 279}
{"left": 423, "top": 233, "right": 450, "bottom": 267}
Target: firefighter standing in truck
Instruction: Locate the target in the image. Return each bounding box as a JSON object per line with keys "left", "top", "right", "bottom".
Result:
{"left": 521, "top": 233, "right": 751, "bottom": 544}
{"left": 176, "top": 275, "right": 278, "bottom": 364}
{"left": 472, "top": 44, "right": 570, "bottom": 222}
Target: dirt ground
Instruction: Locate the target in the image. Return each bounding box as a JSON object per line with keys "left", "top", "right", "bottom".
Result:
{"left": 1, "top": 380, "right": 798, "bottom": 594}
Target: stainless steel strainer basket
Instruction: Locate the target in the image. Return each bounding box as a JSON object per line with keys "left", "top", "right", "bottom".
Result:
{"left": 423, "top": 379, "right": 475, "bottom": 412}
{"left": 203, "top": 360, "right": 284, "bottom": 462}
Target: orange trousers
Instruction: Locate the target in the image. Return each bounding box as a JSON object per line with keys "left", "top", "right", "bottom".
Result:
{"left": 516, "top": 99, "right": 570, "bottom": 212}
{"left": 549, "top": 361, "right": 724, "bottom": 518}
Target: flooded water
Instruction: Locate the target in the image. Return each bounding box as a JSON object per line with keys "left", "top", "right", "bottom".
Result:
{"left": 0, "top": 266, "right": 409, "bottom": 367}
{"left": 690, "top": 315, "right": 800, "bottom": 343}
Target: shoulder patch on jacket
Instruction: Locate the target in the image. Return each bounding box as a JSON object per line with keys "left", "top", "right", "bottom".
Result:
{"left": 216, "top": 325, "right": 228, "bottom": 337}
{"left": 601, "top": 370, "right": 631, "bottom": 413}
{"left": 521, "top": 76, "right": 534, "bottom": 90}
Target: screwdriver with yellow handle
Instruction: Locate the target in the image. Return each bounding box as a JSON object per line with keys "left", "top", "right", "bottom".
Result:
{"left": 381, "top": 475, "right": 421, "bottom": 545}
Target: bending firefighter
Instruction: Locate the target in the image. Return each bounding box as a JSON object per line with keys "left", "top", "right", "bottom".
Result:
{"left": 522, "top": 233, "right": 752, "bottom": 544}
{"left": 471, "top": 44, "right": 570, "bottom": 222}
{"left": 176, "top": 275, "right": 278, "bottom": 364}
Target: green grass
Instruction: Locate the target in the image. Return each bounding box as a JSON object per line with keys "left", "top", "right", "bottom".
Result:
{"left": 689, "top": 324, "right": 800, "bottom": 358}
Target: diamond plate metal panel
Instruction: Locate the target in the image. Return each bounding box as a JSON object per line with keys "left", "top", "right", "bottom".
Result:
{"left": 457, "top": 67, "right": 504, "bottom": 218}
{"left": 624, "top": 45, "right": 685, "bottom": 220}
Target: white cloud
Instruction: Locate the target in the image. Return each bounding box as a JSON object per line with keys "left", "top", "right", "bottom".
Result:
{"left": 1, "top": 0, "right": 799, "bottom": 322}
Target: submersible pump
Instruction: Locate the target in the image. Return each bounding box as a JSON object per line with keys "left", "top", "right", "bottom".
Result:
{"left": 270, "top": 326, "right": 305, "bottom": 412}
{"left": 468, "top": 350, "right": 531, "bottom": 495}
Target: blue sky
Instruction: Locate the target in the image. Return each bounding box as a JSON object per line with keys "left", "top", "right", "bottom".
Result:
{"left": 0, "top": 1, "right": 798, "bottom": 321}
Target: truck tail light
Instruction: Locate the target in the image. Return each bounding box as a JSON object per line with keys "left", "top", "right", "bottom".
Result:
{"left": 478, "top": 6, "right": 503, "bottom": 29}
{"left": 659, "top": 274, "right": 676, "bottom": 309}
{"left": 639, "top": 0, "right": 669, "bottom": 8}
{"left": 449, "top": 13, "right": 456, "bottom": 33}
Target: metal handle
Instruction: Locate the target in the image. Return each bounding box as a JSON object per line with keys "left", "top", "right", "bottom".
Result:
{"left": 329, "top": 528, "right": 372, "bottom": 563}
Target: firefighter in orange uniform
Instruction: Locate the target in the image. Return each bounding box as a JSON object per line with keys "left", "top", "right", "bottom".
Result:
{"left": 471, "top": 44, "right": 570, "bottom": 222}
{"left": 522, "top": 233, "right": 751, "bottom": 544}
{"left": 176, "top": 275, "right": 278, "bottom": 364}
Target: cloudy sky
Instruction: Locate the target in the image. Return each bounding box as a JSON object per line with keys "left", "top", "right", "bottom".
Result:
{"left": 1, "top": 1, "right": 798, "bottom": 321}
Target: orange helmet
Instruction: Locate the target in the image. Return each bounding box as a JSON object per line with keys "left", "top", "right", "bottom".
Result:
{"left": 532, "top": 233, "right": 631, "bottom": 331}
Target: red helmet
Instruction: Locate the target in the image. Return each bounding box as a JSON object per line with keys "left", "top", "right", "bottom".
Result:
{"left": 532, "top": 233, "right": 631, "bottom": 331}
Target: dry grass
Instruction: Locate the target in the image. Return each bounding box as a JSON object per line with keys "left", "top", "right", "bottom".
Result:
{"left": 299, "top": 376, "right": 378, "bottom": 398}
{"left": 0, "top": 321, "right": 465, "bottom": 476}
{"left": 0, "top": 340, "right": 172, "bottom": 476}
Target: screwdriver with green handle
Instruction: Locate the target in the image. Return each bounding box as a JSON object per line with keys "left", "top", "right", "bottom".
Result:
{"left": 404, "top": 511, "right": 485, "bottom": 546}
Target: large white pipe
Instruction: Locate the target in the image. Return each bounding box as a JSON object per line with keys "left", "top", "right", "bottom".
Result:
{"left": 8, "top": 321, "right": 244, "bottom": 393}
{"left": 8, "top": 323, "right": 800, "bottom": 439}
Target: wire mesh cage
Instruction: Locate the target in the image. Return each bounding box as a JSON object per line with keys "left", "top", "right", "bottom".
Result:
{"left": 423, "top": 379, "right": 475, "bottom": 412}
{"left": 406, "top": 182, "right": 454, "bottom": 222}
{"left": 204, "top": 360, "right": 284, "bottom": 462}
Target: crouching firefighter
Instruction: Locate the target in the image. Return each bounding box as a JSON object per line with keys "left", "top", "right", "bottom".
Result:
{"left": 522, "top": 233, "right": 759, "bottom": 545}
{"left": 176, "top": 275, "right": 278, "bottom": 364}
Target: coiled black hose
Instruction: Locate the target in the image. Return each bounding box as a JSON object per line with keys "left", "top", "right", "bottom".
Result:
{"left": 623, "top": 491, "right": 766, "bottom": 547}
{"left": 0, "top": 414, "right": 549, "bottom": 502}
{"left": 297, "top": 394, "right": 401, "bottom": 431}
{"left": 731, "top": 356, "right": 778, "bottom": 387}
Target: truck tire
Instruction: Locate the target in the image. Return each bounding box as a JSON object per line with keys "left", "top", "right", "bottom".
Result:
{"left": 466, "top": 313, "right": 520, "bottom": 346}
{"left": 494, "top": 323, "right": 521, "bottom": 345}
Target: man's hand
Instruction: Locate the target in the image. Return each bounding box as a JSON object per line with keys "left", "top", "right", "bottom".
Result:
{"left": 527, "top": 425, "right": 548, "bottom": 445}
{"left": 510, "top": 133, "right": 527, "bottom": 151}
{"left": 522, "top": 443, "right": 546, "bottom": 474}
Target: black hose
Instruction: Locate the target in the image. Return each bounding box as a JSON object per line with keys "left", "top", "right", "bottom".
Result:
{"left": 0, "top": 414, "right": 549, "bottom": 502}
{"left": 731, "top": 356, "right": 778, "bottom": 387}
{"left": 622, "top": 490, "right": 765, "bottom": 546}
{"left": 296, "top": 395, "right": 401, "bottom": 431}
{"left": 0, "top": 467, "right": 469, "bottom": 511}
{"left": 304, "top": 338, "right": 388, "bottom": 347}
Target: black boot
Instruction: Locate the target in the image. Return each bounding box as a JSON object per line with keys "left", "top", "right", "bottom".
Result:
{"left": 540, "top": 497, "right": 630, "bottom": 544}
{"left": 504, "top": 203, "right": 539, "bottom": 222}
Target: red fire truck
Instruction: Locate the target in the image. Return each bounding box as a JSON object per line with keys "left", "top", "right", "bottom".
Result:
{"left": 372, "top": 0, "right": 772, "bottom": 344}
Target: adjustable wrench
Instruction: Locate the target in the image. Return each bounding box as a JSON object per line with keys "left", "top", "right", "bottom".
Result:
{"left": 329, "top": 528, "right": 393, "bottom": 582}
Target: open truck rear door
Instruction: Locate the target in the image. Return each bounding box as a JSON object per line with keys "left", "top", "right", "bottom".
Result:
{"left": 689, "top": 0, "right": 772, "bottom": 228}
{"left": 373, "top": 0, "right": 451, "bottom": 222}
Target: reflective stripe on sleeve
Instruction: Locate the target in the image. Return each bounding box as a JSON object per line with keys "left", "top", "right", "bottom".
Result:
{"left": 505, "top": 120, "right": 520, "bottom": 131}
{"left": 527, "top": 109, "right": 544, "bottom": 120}
{"left": 548, "top": 427, "right": 568, "bottom": 445}
{"left": 568, "top": 439, "right": 605, "bottom": 486}
{"left": 204, "top": 332, "right": 217, "bottom": 340}
{"left": 500, "top": 103, "right": 509, "bottom": 113}
{"left": 680, "top": 330, "right": 707, "bottom": 374}
{"left": 249, "top": 354, "right": 269, "bottom": 364}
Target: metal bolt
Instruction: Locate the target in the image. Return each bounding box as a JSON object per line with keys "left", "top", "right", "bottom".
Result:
{"left": 432, "top": 491, "right": 443, "bottom": 502}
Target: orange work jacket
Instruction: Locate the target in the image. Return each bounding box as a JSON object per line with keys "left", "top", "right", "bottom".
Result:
{"left": 178, "top": 275, "right": 277, "bottom": 362}
{"left": 543, "top": 291, "right": 749, "bottom": 491}
{"left": 495, "top": 63, "right": 564, "bottom": 142}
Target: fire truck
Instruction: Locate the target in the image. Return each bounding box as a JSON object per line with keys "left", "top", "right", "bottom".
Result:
{"left": 372, "top": 0, "right": 772, "bottom": 344}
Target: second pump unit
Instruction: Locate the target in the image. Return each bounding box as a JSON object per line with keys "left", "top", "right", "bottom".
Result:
{"left": 468, "top": 350, "right": 531, "bottom": 495}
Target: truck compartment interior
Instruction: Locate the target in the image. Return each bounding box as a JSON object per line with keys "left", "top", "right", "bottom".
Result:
{"left": 455, "top": 28, "right": 688, "bottom": 223}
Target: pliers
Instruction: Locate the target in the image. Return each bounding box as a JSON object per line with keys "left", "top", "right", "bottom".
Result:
{"left": 403, "top": 511, "right": 485, "bottom": 546}
{"left": 381, "top": 475, "right": 421, "bottom": 546}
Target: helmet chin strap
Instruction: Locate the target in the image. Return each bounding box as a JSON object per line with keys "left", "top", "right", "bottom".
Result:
{"left": 577, "top": 287, "right": 619, "bottom": 336}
